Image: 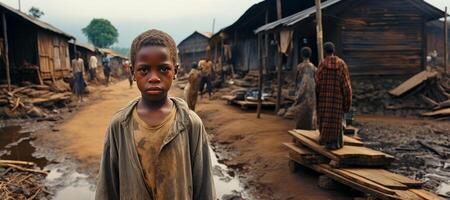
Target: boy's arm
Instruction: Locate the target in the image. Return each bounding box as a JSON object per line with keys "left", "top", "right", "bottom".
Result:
{"left": 341, "top": 61, "right": 352, "bottom": 112}
{"left": 95, "top": 126, "right": 120, "bottom": 200}
{"left": 189, "top": 111, "right": 216, "bottom": 200}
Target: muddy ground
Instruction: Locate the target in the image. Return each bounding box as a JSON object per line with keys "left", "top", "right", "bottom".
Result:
{"left": 1, "top": 80, "right": 449, "bottom": 199}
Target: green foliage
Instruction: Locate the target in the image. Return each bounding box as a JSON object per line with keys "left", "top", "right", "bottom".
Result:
{"left": 111, "top": 46, "right": 130, "bottom": 57}
{"left": 29, "top": 6, "right": 44, "bottom": 18}
{"left": 82, "top": 18, "right": 119, "bottom": 48}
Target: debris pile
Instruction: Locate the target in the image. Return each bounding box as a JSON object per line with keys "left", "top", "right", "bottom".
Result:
{"left": 285, "top": 129, "right": 445, "bottom": 200}
{"left": 0, "top": 80, "right": 72, "bottom": 119}
{"left": 0, "top": 160, "right": 50, "bottom": 200}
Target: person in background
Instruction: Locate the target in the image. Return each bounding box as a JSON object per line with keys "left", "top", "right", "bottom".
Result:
{"left": 199, "top": 58, "right": 212, "bottom": 99}
{"left": 184, "top": 62, "right": 201, "bottom": 110}
{"left": 316, "top": 42, "right": 352, "bottom": 150}
{"left": 285, "top": 47, "right": 317, "bottom": 130}
{"left": 89, "top": 54, "right": 98, "bottom": 82}
{"left": 102, "top": 54, "right": 111, "bottom": 86}
{"left": 72, "top": 51, "right": 86, "bottom": 103}
{"left": 123, "top": 59, "right": 133, "bottom": 88}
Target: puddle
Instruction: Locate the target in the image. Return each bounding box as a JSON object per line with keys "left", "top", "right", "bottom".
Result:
{"left": 45, "top": 164, "right": 95, "bottom": 200}
{"left": 209, "top": 146, "right": 249, "bottom": 199}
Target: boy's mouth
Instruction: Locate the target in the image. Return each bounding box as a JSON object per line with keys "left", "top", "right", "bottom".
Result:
{"left": 145, "top": 87, "right": 163, "bottom": 95}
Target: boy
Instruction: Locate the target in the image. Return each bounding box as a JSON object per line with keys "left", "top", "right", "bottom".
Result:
{"left": 316, "top": 42, "right": 352, "bottom": 150}
{"left": 95, "top": 29, "right": 215, "bottom": 200}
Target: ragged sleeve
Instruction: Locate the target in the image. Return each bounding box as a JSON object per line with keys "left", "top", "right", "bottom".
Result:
{"left": 95, "top": 124, "right": 120, "bottom": 200}
{"left": 340, "top": 60, "right": 352, "bottom": 112}
{"left": 188, "top": 111, "right": 216, "bottom": 200}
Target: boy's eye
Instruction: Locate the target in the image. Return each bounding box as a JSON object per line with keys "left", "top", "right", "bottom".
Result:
{"left": 160, "top": 66, "right": 170, "bottom": 73}
{"left": 138, "top": 67, "right": 149, "bottom": 74}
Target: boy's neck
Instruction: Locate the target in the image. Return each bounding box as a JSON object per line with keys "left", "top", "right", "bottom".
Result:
{"left": 139, "top": 96, "right": 171, "bottom": 110}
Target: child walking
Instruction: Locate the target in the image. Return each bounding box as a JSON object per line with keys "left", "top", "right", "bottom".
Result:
{"left": 95, "top": 29, "right": 215, "bottom": 200}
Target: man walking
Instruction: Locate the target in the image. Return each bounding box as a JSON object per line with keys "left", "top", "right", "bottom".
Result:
{"left": 102, "top": 54, "right": 111, "bottom": 86}
{"left": 89, "top": 54, "right": 98, "bottom": 82}
{"left": 316, "top": 42, "right": 352, "bottom": 150}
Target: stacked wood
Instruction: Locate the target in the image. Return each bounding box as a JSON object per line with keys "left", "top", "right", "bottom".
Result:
{"left": 0, "top": 160, "right": 50, "bottom": 200}
{"left": 0, "top": 83, "right": 72, "bottom": 119}
{"left": 286, "top": 129, "right": 445, "bottom": 200}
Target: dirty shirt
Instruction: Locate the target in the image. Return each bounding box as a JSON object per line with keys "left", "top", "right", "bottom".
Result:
{"left": 95, "top": 97, "right": 216, "bottom": 200}
{"left": 71, "top": 58, "right": 84, "bottom": 75}
{"left": 133, "top": 104, "right": 176, "bottom": 196}
{"left": 316, "top": 55, "right": 352, "bottom": 149}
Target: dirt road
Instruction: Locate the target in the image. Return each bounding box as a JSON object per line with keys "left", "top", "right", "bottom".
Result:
{"left": 39, "top": 80, "right": 353, "bottom": 199}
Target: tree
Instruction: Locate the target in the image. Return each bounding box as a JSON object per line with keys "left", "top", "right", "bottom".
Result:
{"left": 82, "top": 19, "right": 119, "bottom": 48}
{"left": 29, "top": 7, "right": 44, "bottom": 18}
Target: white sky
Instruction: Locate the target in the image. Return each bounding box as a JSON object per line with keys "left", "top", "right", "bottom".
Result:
{"left": 2, "top": 0, "right": 449, "bottom": 48}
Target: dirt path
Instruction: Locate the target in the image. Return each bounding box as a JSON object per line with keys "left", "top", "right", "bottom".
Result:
{"left": 40, "top": 81, "right": 353, "bottom": 199}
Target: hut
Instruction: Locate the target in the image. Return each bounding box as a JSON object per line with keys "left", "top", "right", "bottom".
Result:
{"left": 255, "top": 0, "right": 444, "bottom": 76}
{"left": 178, "top": 31, "right": 211, "bottom": 74}
{"left": 0, "top": 2, "right": 74, "bottom": 85}
{"left": 426, "top": 19, "right": 450, "bottom": 67}
{"left": 68, "top": 41, "right": 97, "bottom": 71}
{"left": 210, "top": 0, "right": 320, "bottom": 76}
{"left": 98, "top": 48, "right": 128, "bottom": 77}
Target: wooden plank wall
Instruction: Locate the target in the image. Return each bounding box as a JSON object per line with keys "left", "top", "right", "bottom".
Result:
{"left": 37, "top": 31, "right": 70, "bottom": 80}
{"left": 339, "top": 0, "right": 425, "bottom": 75}
{"left": 178, "top": 34, "right": 209, "bottom": 71}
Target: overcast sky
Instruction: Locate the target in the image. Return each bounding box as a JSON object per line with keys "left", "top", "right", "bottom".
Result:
{"left": 2, "top": 0, "right": 449, "bottom": 48}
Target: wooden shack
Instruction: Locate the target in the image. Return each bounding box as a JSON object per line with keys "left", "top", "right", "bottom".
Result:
{"left": 69, "top": 41, "right": 97, "bottom": 71}
{"left": 426, "top": 20, "right": 450, "bottom": 67}
{"left": 210, "top": 0, "right": 320, "bottom": 75}
{"left": 98, "top": 48, "right": 128, "bottom": 77}
{"left": 255, "top": 0, "right": 444, "bottom": 76}
{"left": 0, "top": 2, "right": 73, "bottom": 85}
{"left": 178, "top": 31, "right": 211, "bottom": 73}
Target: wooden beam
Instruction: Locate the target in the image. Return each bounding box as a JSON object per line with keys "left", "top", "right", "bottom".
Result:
{"left": 257, "top": 33, "right": 263, "bottom": 118}
{"left": 445, "top": 7, "right": 448, "bottom": 74}
{"left": 275, "top": 0, "right": 283, "bottom": 113}
{"left": 315, "top": 0, "right": 324, "bottom": 62}
{"left": 2, "top": 13, "right": 11, "bottom": 91}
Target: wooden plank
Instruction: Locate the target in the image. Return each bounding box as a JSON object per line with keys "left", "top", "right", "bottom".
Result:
{"left": 422, "top": 108, "right": 450, "bottom": 117}
{"left": 343, "top": 169, "right": 408, "bottom": 190}
{"left": 289, "top": 130, "right": 394, "bottom": 167}
{"left": 284, "top": 143, "right": 329, "bottom": 164}
{"left": 293, "top": 129, "right": 364, "bottom": 146}
{"left": 394, "top": 190, "right": 424, "bottom": 200}
{"left": 288, "top": 156, "right": 399, "bottom": 200}
{"left": 409, "top": 189, "right": 445, "bottom": 200}
{"left": 389, "top": 70, "right": 438, "bottom": 96}
{"left": 350, "top": 169, "right": 423, "bottom": 188}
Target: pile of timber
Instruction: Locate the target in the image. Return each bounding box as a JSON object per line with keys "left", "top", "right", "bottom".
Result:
{"left": 0, "top": 160, "right": 50, "bottom": 200}
{"left": 0, "top": 81, "right": 72, "bottom": 118}
{"left": 388, "top": 70, "right": 450, "bottom": 117}
{"left": 285, "top": 129, "right": 445, "bottom": 200}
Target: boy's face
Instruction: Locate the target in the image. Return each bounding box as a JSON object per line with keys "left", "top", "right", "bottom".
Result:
{"left": 134, "top": 46, "right": 177, "bottom": 101}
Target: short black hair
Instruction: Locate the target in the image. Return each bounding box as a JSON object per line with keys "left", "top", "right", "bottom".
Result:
{"left": 130, "top": 29, "right": 178, "bottom": 66}
{"left": 324, "top": 42, "right": 335, "bottom": 55}
{"left": 300, "top": 47, "right": 312, "bottom": 59}
{"left": 191, "top": 62, "right": 198, "bottom": 69}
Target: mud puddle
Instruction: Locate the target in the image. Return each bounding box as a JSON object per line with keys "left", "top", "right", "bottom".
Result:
{"left": 0, "top": 125, "right": 95, "bottom": 199}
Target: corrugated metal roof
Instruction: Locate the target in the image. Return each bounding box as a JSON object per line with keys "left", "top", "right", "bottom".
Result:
{"left": 69, "top": 41, "right": 96, "bottom": 52}
{"left": 254, "top": 0, "right": 445, "bottom": 34}
{"left": 254, "top": 0, "right": 341, "bottom": 34}
{"left": 98, "top": 48, "right": 128, "bottom": 59}
{"left": 0, "top": 2, "right": 73, "bottom": 39}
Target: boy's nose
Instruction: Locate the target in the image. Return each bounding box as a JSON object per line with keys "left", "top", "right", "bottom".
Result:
{"left": 147, "top": 73, "right": 160, "bottom": 83}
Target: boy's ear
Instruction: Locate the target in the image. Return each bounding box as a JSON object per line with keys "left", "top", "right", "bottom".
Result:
{"left": 173, "top": 65, "right": 179, "bottom": 80}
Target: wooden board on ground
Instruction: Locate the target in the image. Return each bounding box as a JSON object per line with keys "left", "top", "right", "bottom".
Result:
{"left": 343, "top": 169, "right": 423, "bottom": 188}
{"left": 292, "top": 129, "right": 364, "bottom": 146}
{"left": 409, "top": 189, "right": 445, "bottom": 200}
{"left": 284, "top": 143, "right": 329, "bottom": 164}
{"left": 289, "top": 130, "right": 394, "bottom": 167}
{"left": 421, "top": 108, "right": 450, "bottom": 117}
{"left": 233, "top": 100, "right": 275, "bottom": 110}
{"left": 221, "top": 95, "right": 236, "bottom": 102}
{"left": 389, "top": 70, "right": 438, "bottom": 97}
{"left": 288, "top": 155, "right": 399, "bottom": 200}
{"left": 342, "top": 169, "right": 408, "bottom": 190}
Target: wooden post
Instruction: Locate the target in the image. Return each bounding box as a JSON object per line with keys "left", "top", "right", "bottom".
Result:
{"left": 258, "top": 8, "right": 269, "bottom": 118}
{"left": 315, "top": 0, "right": 324, "bottom": 62}
{"left": 257, "top": 34, "right": 263, "bottom": 118}
{"left": 445, "top": 7, "right": 448, "bottom": 74}
{"left": 276, "top": 0, "right": 283, "bottom": 112}
{"left": 2, "top": 13, "right": 11, "bottom": 91}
